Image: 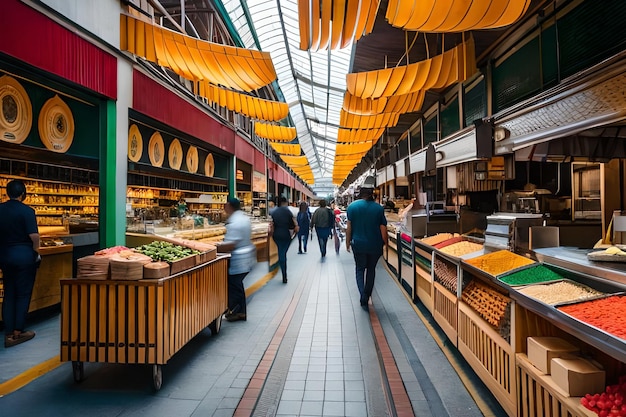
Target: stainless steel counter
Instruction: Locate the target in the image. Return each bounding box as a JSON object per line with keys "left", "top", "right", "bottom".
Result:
{"left": 533, "top": 247, "right": 626, "bottom": 290}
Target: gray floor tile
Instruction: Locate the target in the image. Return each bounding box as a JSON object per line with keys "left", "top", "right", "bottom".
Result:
{"left": 322, "top": 401, "right": 344, "bottom": 416}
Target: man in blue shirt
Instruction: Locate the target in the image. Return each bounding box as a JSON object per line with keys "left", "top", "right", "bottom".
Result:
{"left": 346, "top": 177, "right": 387, "bottom": 311}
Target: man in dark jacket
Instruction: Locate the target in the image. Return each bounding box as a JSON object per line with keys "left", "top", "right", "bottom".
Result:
{"left": 310, "top": 200, "right": 334, "bottom": 259}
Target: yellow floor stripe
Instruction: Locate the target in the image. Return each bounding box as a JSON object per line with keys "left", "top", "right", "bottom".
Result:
{"left": 245, "top": 269, "right": 278, "bottom": 297}
{"left": 0, "top": 355, "right": 61, "bottom": 397}
{"left": 382, "top": 263, "right": 499, "bottom": 417}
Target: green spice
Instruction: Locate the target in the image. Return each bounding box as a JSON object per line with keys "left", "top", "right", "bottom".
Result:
{"left": 499, "top": 265, "right": 563, "bottom": 286}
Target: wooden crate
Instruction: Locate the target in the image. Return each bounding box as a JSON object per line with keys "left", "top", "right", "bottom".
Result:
{"left": 170, "top": 255, "right": 197, "bottom": 275}
{"left": 60, "top": 257, "right": 228, "bottom": 366}
{"left": 433, "top": 281, "right": 458, "bottom": 347}
{"left": 517, "top": 353, "right": 597, "bottom": 417}
{"left": 458, "top": 300, "right": 516, "bottom": 417}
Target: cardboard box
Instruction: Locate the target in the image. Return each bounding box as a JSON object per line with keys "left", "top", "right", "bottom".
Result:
{"left": 527, "top": 336, "right": 579, "bottom": 374}
{"left": 551, "top": 357, "right": 605, "bottom": 397}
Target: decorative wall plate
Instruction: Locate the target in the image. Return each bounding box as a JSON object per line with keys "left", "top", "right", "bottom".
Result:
{"left": 205, "top": 153, "right": 215, "bottom": 177}
{"left": 148, "top": 132, "right": 165, "bottom": 167}
{"left": 38, "top": 95, "right": 75, "bottom": 153}
{"left": 0, "top": 75, "right": 32, "bottom": 144}
{"left": 168, "top": 138, "right": 183, "bottom": 170}
{"left": 128, "top": 124, "right": 143, "bottom": 162}
{"left": 186, "top": 145, "right": 199, "bottom": 173}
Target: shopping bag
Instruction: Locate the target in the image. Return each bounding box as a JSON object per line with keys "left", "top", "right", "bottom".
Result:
{"left": 334, "top": 228, "right": 340, "bottom": 253}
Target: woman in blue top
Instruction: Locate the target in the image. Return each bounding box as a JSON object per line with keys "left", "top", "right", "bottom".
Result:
{"left": 296, "top": 201, "right": 311, "bottom": 254}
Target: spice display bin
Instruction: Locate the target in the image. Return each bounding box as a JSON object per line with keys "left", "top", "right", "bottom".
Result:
{"left": 60, "top": 255, "right": 228, "bottom": 390}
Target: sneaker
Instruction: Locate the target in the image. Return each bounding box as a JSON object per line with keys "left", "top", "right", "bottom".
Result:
{"left": 5, "top": 331, "right": 35, "bottom": 348}
{"left": 225, "top": 313, "right": 247, "bottom": 322}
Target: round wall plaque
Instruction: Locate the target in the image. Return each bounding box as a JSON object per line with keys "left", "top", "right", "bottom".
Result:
{"left": 128, "top": 124, "right": 143, "bottom": 162}
{"left": 205, "top": 153, "right": 215, "bottom": 177}
{"left": 38, "top": 95, "right": 75, "bottom": 153}
{"left": 0, "top": 75, "right": 32, "bottom": 144}
{"left": 168, "top": 138, "right": 183, "bottom": 170}
{"left": 148, "top": 132, "right": 165, "bottom": 167}
{"left": 186, "top": 145, "right": 199, "bottom": 173}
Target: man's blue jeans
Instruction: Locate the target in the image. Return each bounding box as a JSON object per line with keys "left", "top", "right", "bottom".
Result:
{"left": 352, "top": 251, "right": 381, "bottom": 304}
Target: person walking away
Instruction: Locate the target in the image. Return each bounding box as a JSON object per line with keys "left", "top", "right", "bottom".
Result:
{"left": 270, "top": 196, "right": 298, "bottom": 283}
{"left": 310, "top": 200, "right": 334, "bottom": 258}
{"left": 0, "top": 180, "right": 40, "bottom": 347}
{"left": 217, "top": 198, "right": 256, "bottom": 322}
{"left": 346, "top": 177, "right": 387, "bottom": 311}
{"left": 296, "top": 201, "right": 311, "bottom": 254}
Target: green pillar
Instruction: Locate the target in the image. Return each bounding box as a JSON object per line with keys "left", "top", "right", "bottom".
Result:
{"left": 100, "top": 100, "right": 123, "bottom": 247}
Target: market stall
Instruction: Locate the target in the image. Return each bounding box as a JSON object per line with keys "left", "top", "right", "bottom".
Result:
{"left": 60, "top": 242, "right": 226, "bottom": 391}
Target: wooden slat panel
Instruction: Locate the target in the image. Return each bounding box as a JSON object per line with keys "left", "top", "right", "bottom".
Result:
{"left": 156, "top": 283, "right": 164, "bottom": 364}
{"left": 147, "top": 285, "right": 157, "bottom": 364}
{"left": 127, "top": 285, "right": 136, "bottom": 364}
{"left": 98, "top": 285, "right": 107, "bottom": 361}
{"left": 88, "top": 285, "right": 98, "bottom": 362}
{"left": 117, "top": 285, "right": 126, "bottom": 364}
{"left": 107, "top": 284, "right": 116, "bottom": 362}
{"left": 60, "top": 282, "right": 71, "bottom": 361}
{"left": 137, "top": 285, "right": 147, "bottom": 363}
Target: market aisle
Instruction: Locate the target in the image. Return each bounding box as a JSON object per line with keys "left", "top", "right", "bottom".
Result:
{"left": 0, "top": 237, "right": 506, "bottom": 417}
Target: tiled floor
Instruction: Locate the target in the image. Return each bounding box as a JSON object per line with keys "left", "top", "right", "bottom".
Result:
{"left": 0, "top": 239, "right": 508, "bottom": 417}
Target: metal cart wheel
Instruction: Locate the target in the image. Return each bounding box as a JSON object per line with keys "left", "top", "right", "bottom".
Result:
{"left": 152, "top": 364, "right": 163, "bottom": 391}
{"left": 208, "top": 314, "right": 222, "bottom": 335}
{"left": 72, "top": 361, "right": 84, "bottom": 382}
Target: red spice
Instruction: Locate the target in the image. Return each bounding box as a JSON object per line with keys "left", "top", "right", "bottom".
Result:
{"left": 433, "top": 236, "right": 464, "bottom": 249}
{"left": 558, "top": 296, "right": 626, "bottom": 340}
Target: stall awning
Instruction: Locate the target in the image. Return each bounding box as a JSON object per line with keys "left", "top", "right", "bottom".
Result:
{"left": 386, "top": 0, "right": 531, "bottom": 32}
{"left": 339, "top": 111, "right": 400, "bottom": 129}
{"left": 298, "top": 0, "right": 380, "bottom": 50}
{"left": 255, "top": 123, "right": 297, "bottom": 141}
{"left": 269, "top": 142, "right": 301, "bottom": 155}
{"left": 120, "top": 14, "right": 276, "bottom": 92}
{"left": 346, "top": 36, "right": 476, "bottom": 99}
{"left": 337, "top": 127, "right": 384, "bottom": 143}
{"left": 342, "top": 90, "right": 424, "bottom": 115}
{"left": 197, "top": 82, "right": 289, "bottom": 122}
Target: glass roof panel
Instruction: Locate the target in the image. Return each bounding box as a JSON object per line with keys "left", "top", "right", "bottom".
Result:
{"left": 221, "top": 0, "right": 355, "bottom": 195}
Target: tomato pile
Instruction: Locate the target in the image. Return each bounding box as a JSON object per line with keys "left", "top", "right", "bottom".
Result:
{"left": 581, "top": 376, "right": 626, "bottom": 416}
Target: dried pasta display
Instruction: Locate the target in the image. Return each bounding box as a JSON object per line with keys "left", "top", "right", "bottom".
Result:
{"left": 439, "top": 241, "right": 483, "bottom": 257}
{"left": 462, "top": 279, "right": 512, "bottom": 340}
{"left": 463, "top": 250, "right": 534, "bottom": 276}
{"left": 498, "top": 264, "right": 563, "bottom": 286}
{"left": 433, "top": 257, "right": 458, "bottom": 293}
{"left": 420, "top": 233, "right": 458, "bottom": 246}
{"left": 517, "top": 280, "right": 605, "bottom": 305}
{"left": 558, "top": 295, "right": 626, "bottom": 340}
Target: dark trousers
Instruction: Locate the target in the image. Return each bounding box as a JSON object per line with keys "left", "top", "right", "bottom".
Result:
{"left": 315, "top": 227, "right": 331, "bottom": 257}
{"left": 297, "top": 231, "right": 309, "bottom": 252}
{"left": 352, "top": 251, "right": 381, "bottom": 304}
{"left": 273, "top": 237, "right": 292, "bottom": 278}
{"left": 228, "top": 272, "right": 248, "bottom": 315}
{"left": 1, "top": 246, "right": 37, "bottom": 335}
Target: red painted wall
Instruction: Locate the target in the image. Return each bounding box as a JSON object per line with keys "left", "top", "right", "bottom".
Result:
{"left": 235, "top": 136, "right": 254, "bottom": 164}
{"left": 133, "top": 71, "right": 235, "bottom": 152}
{"left": 0, "top": 0, "right": 117, "bottom": 99}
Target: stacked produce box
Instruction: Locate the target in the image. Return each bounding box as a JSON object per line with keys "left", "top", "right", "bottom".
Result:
{"left": 75, "top": 239, "right": 217, "bottom": 280}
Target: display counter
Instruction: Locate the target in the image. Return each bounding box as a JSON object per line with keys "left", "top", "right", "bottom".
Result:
{"left": 60, "top": 255, "right": 228, "bottom": 390}
{"left": 404, "top": 242, "right": 626, "bottom": 417}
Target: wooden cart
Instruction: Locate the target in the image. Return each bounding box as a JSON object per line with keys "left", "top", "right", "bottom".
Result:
{"left": 60, "top": 256, "right": 228, "bottom": 390}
